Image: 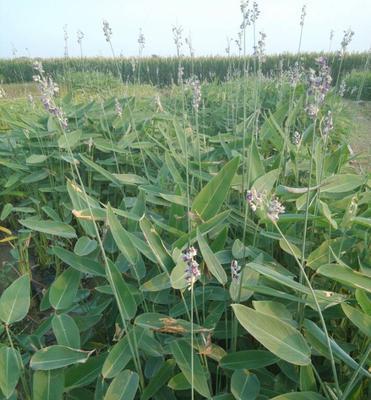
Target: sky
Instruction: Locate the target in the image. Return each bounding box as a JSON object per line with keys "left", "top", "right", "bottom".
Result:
{"left": 0, "top": 0, "right": 370, "bottom": 58}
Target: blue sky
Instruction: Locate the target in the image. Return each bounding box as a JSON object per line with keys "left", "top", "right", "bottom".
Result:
{"left": 0, "top": 0, "right": 370, "bottom": 58}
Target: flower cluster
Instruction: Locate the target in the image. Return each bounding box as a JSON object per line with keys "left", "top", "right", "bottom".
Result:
{"left": 246, "top": 188, "right": 285, "bottom": 222}
{"left": 138, "top": 29, "right": 145, "bottom": 55}
{"left": 267, "top": 198, "right": 286, "bottom": 223}
{"left": 172, "top": 24, "right": 183, "bottom": 57}
{"left": 115, "top": 98, "right": 122, "bottom": 117}
{"left": 300, "top": 4, "right": 307, "bottom": 27}
{"left": 338, "top": 80, "right": 346, "bottom": 97}
{"left": 185, "top": 35, "right": 195, "bottom": 58}
{"left": 183, "top": 246, "right": 200, "bottom": 290}
{"left": 305, "top": 56, "right": 332, "bottom": 118}
{"left": 246, "top": 188, "right": 265, "bottom": 212}
{"left": 254, "top": 31, "right": 267, "bottom": 63}
{"left": 240, "top": 1, "right": 260, "bottom": 29}
{"left": 231, "top": 260, "right": 241, "bottom": 283}
{"left": 187, "top": 75, "right": 202, "bottom": 112}
{"left": 288, "top": 61, "right": 304, "bottom": 87}
{"left": 340, "top": 29, "right": 354, "bottom": 55}
{"left": 103, "top": 20, "right": 112, "bottom": 42}
{"left": 292, "top": 131, "right": 301, "bottom": 145}
{"left": 77, "top": 30, "right": 84, "bottom": 45}
{"left": 63, "top": 25, "right": 69, "bottom": 58}
{"left": 322, "top": 111, "right": 333, "bottom": 137}
{"left": 32, "top": 61, "right": 68, "bottom": 129}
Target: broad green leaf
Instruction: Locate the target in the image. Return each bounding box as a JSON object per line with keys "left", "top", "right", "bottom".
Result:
{"left": 74, "top": 236, "right": 97, "bottom": 256}
{"left": 105, "top": 259, "right": 137, "bottom": 321}
{"left": 299, "top": 365, "right": 317, "bottom": 392}
{"left": 19, "top": 219, "right": 76, "bottom": 239}
{"left": 341, "top": 303, "right": 371, "bottom": 337}
{"left": 139, "top": 217, "right": 173, "bottom": 272}
{"left": 252, "top": 168, "right": 280, "bottom": 194}
{"left": 26, "top": 154, "right": 48, "bottom": 164}
{"left": 0, "top": 274, "right": 30, "bottom": 324}
{"left": 304, "top": 319, "right": 371, "bottom": 378}
{"left": 33, "top": 369, "right": 64, "bottom": 400}
{"left": 0, "top": 347, "right": 22, "bottom": 398}
{"left": 107, "top": 205, "right": 145, "bottom": 281}
{"left": 141, "top": 359, "right": 175, "bottom": 400}
{"left": 79, "top": 154, "right": 121, "bottom": 186}
{"left": 197, "top": 229, "right": 227, "bottom": 285}
{"left": 169, "top": 339, "right": 211, "bottom": 399}
{"left": 270, "top": 393, "right": 326, "bottom": 400}
{"left": 52, "top": 314, "right": 80, "bottom": 348}
{"left": 58, "top": 129, "right": 82, "bottom": 149}
{"left": 220, "top": 350, "right": 279, "bottom": 370}
{"left": 64, "top": 355, "right": 105, "bottom": 391}
{"left": 112, "top": 173, "right": 148, "bottom": 185}
{"left": 104, "top": 370, "right": 139, "bottom": 400}
{"left": 53, "top": 246, "right": 105, "bottom": 277}
{"left": 30, "top": 346, "right": 93, "bottom": 370}
{"left": 192, "top": 157, "right": 239, "bottom": 221}
{"left": 231, "top": 370, "right": 260, "bottom": 400}
{"left": 101, "top": 328, "right": 147, "bottom": 379}
{"left": 168, "top": 372, "right": 191, "bottom": 391}
{"left": 355, "top": 289, "right": 371, "bottom": 314}
{"left": 49, "top": 268, "right": 81, "bottom": 310}
{"left": 140, "top": 272, "right": 171, "bottom": 292}
{"left": 317, "top": 264, "right": 371, "bottom": 293}
{"left": 232, "top": 304, "right": 311, "bottom": 365}
{"left": 170, "top": 260, "right": 189, "bottom": 290}
{"left": 320, "top": 174, "right": 365, "bottom": 193}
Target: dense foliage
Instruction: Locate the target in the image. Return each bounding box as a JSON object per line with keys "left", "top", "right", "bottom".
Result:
{"left": 344, "top": 70, "right": 371, "bottom": 100}
{"left": 0, "top": 52, "right": 370, "bottom": 85}
{"left": 0, "top": 62, "right": 370, "bottom": 400}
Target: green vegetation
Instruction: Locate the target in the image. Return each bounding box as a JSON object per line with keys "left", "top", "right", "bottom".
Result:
{"left": 0, "top": 52, "right": 369, "bottom": 85}
{"left": 0, "top": 52, "right": 370, "bottom": 399}
{"left": 344, "top": 70, "right": 371, "bottom": 100}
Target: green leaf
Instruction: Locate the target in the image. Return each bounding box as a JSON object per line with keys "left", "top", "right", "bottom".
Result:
{"left": 79, "top": 154, "right": 121, "bottom": 186}
{"left": 317, "top": 264, "right": 371, "bottom": 293}
{"left": 103, "top": 370, "right": 139, "bottom": 400}
{"left": 300, "top": 365, "right": 317, "bottom": 392}
{"left": 252, "top": 168, "right": 280, "bottom": 194}
{"left": 141, "top": 359, "right": 175, "bottom": 400}
{"left": 270, "top": 393, "right": 326, "bottom": 400}
{"left": 169, "top": 339, "right": 211, "bottom": 399}
{"left": 30, "top": 346, "right": 93, "bottom": 370}
{"left": 26, "top": 154, "right": 48, "bottom": 164}
{"left": 140, "top": 272, "right": 171, "bottom": 292}
{"left": 74, "top": 236, "right": 97, "bottom": 256}
{"left": 232, "top": 304, "right": 311, "bottom": 365}
{"left": 304, "top": 319, "right": 371, "bottom": 378}
{"left": 0, "top": 347, "right": 22, "bottom": 398}
{"left": 139, "top": 217, "right": 173, "bottom": 272}
{"left": 19, "top": 219, "right": 76, "bottom": 239}
{"left": 0, "top": 274, "right": 30, "bottom": 324}
{"left": 355, "top": 289, "right": 371, "bottom": 314}
{"left": 107, "top": 205, "right": 145, "bottom": 281}
{"left": 231, "top": 370, "right": 260, "bottom": 400}
{"left": 102, "top": 327, "right": 146, "bottom": 379}
{"left": 53, "top": 246, "right": 105, "bottom": 277}
{"left": 33, "top": 369, "right": 65, "bottom": 400}
{"left": 52, "top": 314, "right": 80, "bottom": 348}
{"left": 192, "top": 157, "right": 239, "bottom": 221}
{"left": 341, "top": 303, "right": 371, "bottom": 337}
{"left": 168, "top": 372, "right": 191, "bottom": 391}
{"left": 320, "top": 174, "right": 365, "bottom": 193}
{"left": 105, "top": 259, "right": 137, "bottom": 321}
{"left": 49, "top": 268, "right": 81, "bottom": 310}
{"left": 220, "top": 350, "right": 279, "bottom": 370}
{"left": 197, "top": 229, "right": 227, "bottom": 285}
{"left": 64, "top": 355, "right": 105, "bottom": 391}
